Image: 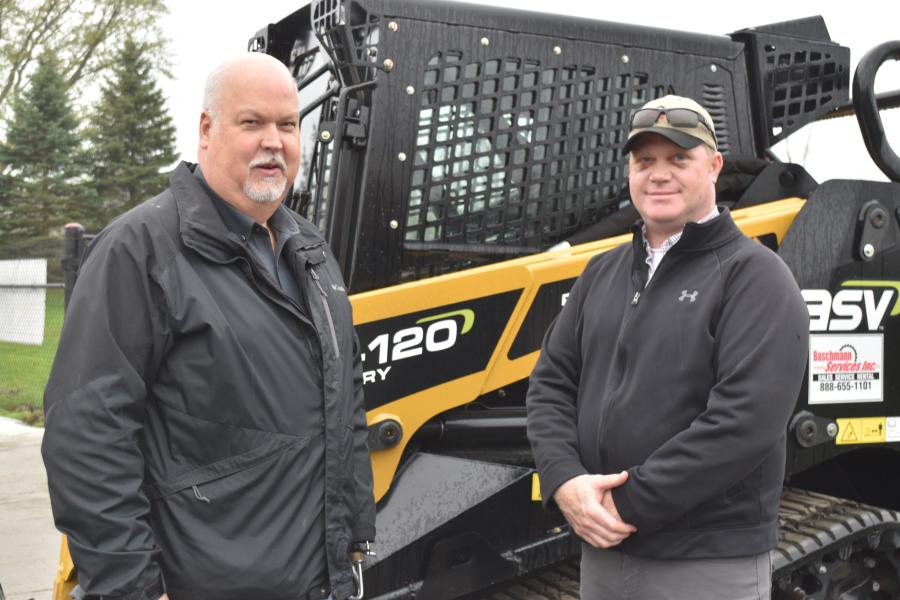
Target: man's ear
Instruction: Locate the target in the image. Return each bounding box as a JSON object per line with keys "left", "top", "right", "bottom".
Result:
{"left": 199, "top": 111, "right": 213, "bottom": 150}
{"left": 710, "top": 150, "right": 724, "bottom": 182}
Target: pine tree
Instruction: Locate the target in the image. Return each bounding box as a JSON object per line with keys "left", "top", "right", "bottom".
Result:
{"left": 0, "top": 50, "right": 86, "bottom": 242}
{"left": 86, "top": 37, "right": 177, "bottom": 226}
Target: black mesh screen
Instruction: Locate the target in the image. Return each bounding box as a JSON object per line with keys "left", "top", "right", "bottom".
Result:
{"left": 312, "top": 0, "right": 343, "bottom": 33}
{"left": 312, "top": 0, "right": 381, "bottom": 78}
{"left": 767, "top": 45, "right": 845, "bottom": 135}
{"left": 405, "top": 51, "right": 665, "bottom": 250}
{"left": 733, "top": 22, "right": 850, "bottom": 148}
{"left": 289, "top": 1, "right": 775, "bottom": 291}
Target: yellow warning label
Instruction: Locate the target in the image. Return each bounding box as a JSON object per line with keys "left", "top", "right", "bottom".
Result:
{"left": 836, "top": 417, "right": 886, "bottom": 445}
{"left": 531, "top": 473, "right": 542, "bottom": 502}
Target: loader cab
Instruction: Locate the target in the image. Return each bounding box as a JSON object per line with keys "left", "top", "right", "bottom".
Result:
{"left": 250, "top": 0, "right": 849, "bottom": 294}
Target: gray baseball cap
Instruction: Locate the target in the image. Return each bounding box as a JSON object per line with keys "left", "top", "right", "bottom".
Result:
{"left": 623, "top": 95, "right": 718, "bottom": 154}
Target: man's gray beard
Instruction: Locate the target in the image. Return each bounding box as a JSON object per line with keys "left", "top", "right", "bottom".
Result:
{"left": 243, "top": 175, "right": 287, "bottom": 203}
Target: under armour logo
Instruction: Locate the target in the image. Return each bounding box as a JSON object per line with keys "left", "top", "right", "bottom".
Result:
{"left": 679, "top": 290, "right": 699, "bottom": 303}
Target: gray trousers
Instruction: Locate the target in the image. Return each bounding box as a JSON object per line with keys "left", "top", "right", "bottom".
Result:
{"left": 580, "top": 544, "right": 771, "bottom": 600}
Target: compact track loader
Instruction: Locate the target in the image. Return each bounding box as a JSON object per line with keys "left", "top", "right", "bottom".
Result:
{"left": 52, "top": 1, "right": 900, "bottom": 598}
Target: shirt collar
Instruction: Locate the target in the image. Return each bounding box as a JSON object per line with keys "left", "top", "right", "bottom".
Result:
{"left": 194, "top": 166, "right": 299, "bottom": 241}
{"left": 642, "top": 205, "right": 720, "bottom": 253}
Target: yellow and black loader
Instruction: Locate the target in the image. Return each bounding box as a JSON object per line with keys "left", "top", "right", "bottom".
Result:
{"left": 54, "top": 1, "right": 900, "bottom": 598}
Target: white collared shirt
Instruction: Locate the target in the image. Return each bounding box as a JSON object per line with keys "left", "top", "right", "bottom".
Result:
{"left": 643, "top": 207, "right": 720, "bottom": 284}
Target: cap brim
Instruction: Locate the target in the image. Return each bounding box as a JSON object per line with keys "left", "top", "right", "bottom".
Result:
{"left": 623, "top": 129, "right": 704, "bottom": 154}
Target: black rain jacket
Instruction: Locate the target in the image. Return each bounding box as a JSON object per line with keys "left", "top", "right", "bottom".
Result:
{"left": 42, "top": 162, "right": 375, "bottom": 600}
{"left": 526, "top": 210, "right": 808, "bottom": 558}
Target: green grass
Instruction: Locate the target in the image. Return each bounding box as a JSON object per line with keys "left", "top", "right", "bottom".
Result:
{"left": 0, "top": 288, "right": 65, "bottom": 426}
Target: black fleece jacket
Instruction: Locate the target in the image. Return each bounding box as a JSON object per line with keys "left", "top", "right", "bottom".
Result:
{"left": 526, "top": 209, "right": 808, "bottom": 558}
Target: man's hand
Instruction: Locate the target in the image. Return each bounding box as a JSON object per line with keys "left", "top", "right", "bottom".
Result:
{"left": 159, "top": 595, "right": 169, "bottom": 600}
{"left": 600, "top": 485, "right": 624, "bottom": 522}
{"left": 553, "top": 472, "right": 636, "bottom": 548}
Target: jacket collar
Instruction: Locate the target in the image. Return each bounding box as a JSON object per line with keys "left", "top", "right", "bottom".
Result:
{"left": 630, "top": 207, "right": 742, "bottom": 257}
{"left": 169, "top": 162, "right": 325, "bottom": 263}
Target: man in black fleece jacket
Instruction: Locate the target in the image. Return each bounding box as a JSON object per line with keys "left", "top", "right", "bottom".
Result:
{"left": 526, "top": 95, "right": 808, "bottom": 599}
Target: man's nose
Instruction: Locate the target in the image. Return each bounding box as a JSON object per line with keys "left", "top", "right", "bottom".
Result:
{"left": 648, "top": 166, "right": 671, "bottom": 182}
{"left": 260, "top": 123, "right": 283, "bottom": 149}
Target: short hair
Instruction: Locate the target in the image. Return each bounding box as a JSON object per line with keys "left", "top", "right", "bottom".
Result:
{"left": 202, "top": 62, "right": 227, "bottom": 119}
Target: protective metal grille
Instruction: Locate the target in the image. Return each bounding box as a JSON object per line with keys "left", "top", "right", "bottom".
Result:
{"left": 766, "top": 45, "right": 846, "bottom": 135}
{"left": 405, "top": 51, "right": 665, "bottom": 249}
{"left": 312, "top": 0, "right": 345, "bottom": 37}
{"left": 312, "top": 0, "right": 381, "bottom": 77}
{"left": 733, "top": 23, "right": 851, "bottom": 148}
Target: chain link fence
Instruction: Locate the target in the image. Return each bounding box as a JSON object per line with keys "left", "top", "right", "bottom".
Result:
{"left": 0, "top": 227, "right": 86, "bottom": 425}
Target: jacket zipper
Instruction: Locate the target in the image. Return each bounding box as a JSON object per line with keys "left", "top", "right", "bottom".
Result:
{"left": 309, "top": 266, "right": 341, "bottom": 360}
{"left": 595, "top": 253, "right": 667, "bottom": 471}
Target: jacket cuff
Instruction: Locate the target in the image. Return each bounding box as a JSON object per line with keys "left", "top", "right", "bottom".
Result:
{"left": 351, "top": 523, "right": 376, "bottom": 542}
{"left": 538, "top": 462, "right": 589, "bottom": 510}
{"left": 610, "top": 469, "right": 640, "bottom": 530}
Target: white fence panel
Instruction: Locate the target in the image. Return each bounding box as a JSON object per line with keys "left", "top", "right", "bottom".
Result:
{"left": 0, "top": 259, "right": 47, "bottom": 345}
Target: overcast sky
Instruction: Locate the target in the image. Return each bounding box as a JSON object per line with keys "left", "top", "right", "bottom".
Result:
{"left": 160, "top": 0, "right": 899, "bottom": 182}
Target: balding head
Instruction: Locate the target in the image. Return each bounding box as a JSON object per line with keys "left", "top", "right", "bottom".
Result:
{"left": 198, "top": 53, "right": 300, "bottom": 223}
{"left": 203, "top": 53, "right": 298, "bottom": 121}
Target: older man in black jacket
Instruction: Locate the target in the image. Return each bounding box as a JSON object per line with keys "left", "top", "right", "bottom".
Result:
{"left": 526, "top": 95, "right": 808, "bottom": 599}
{"left": 42, "top": 53, "right": 375, "bottom": 600}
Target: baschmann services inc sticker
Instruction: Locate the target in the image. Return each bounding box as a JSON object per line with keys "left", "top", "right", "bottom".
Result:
{"left": 809, "top": 334, "right": 883, "bottom": 404}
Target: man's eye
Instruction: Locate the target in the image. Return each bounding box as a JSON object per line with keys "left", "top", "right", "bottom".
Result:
{"left": 242, "top": 119, "right": 257, "bottom": 126}
{"left": 280, "top": 122, "right": 298, "bottom": 130}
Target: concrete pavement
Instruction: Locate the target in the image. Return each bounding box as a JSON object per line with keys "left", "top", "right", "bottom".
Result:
{"left": 0, "top": 417, "right": 56, "bottom": 600}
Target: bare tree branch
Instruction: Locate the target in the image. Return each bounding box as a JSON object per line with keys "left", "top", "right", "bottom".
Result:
{"left": 0, "top": 0, "right": 168, "bottom": 113}
{"left": 0, "top": 0, "right": 67, "bottom": 106}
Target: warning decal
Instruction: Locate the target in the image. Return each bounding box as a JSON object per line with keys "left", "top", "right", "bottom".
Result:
{"left": 840, "top": 421, "right": 858, "bottom": 442}
{"left": 836, "top": 417, "right": 887, "bottom": 445}
{"left": 887, "top": 417, "right": 900, "bottom": 443}
{"left": 808, "top": 334, "right": 883, "bottom": 404}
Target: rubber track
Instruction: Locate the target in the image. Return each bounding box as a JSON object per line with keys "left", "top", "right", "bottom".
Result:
{"left": 774, "top": 486, "right": 900, "bottom": 576}
{"left": 468, "top": 487, "right": 900, "bottom": 599}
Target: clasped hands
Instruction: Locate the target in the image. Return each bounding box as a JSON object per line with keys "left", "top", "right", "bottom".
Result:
{"left": 553, "top": 471, "right": 637, "bottom": 548}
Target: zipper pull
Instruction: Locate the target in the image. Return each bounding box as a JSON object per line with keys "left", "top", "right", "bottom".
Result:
{"left": 631, "top": 291, "right": 641, "bottom": 305}
{"left": 309, "top": 266, "right": 327, "bottom": 297}
{"left": 192, "top": 485, "right": 211, "bottom": 504}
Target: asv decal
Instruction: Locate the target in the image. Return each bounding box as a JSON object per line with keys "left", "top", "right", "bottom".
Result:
{"left": 803, "top": 287, "right": 897, "bottom": 332}
{"left": 361, "top": 309, "right": 475, "bottom": 384}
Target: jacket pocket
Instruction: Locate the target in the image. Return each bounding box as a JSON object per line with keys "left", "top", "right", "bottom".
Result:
{"left": 147, "top": 433, "right": 329, "bottom": 598}
{"left": 143, "top": 434, "right": 301, "bottom": 500}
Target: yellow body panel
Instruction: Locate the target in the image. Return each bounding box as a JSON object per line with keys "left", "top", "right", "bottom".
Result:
{"left": 52, "top": 535, "right": 77, "bottom": 600}
{"left": 357, "top": 198, "right": 804, "bottom": 500}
